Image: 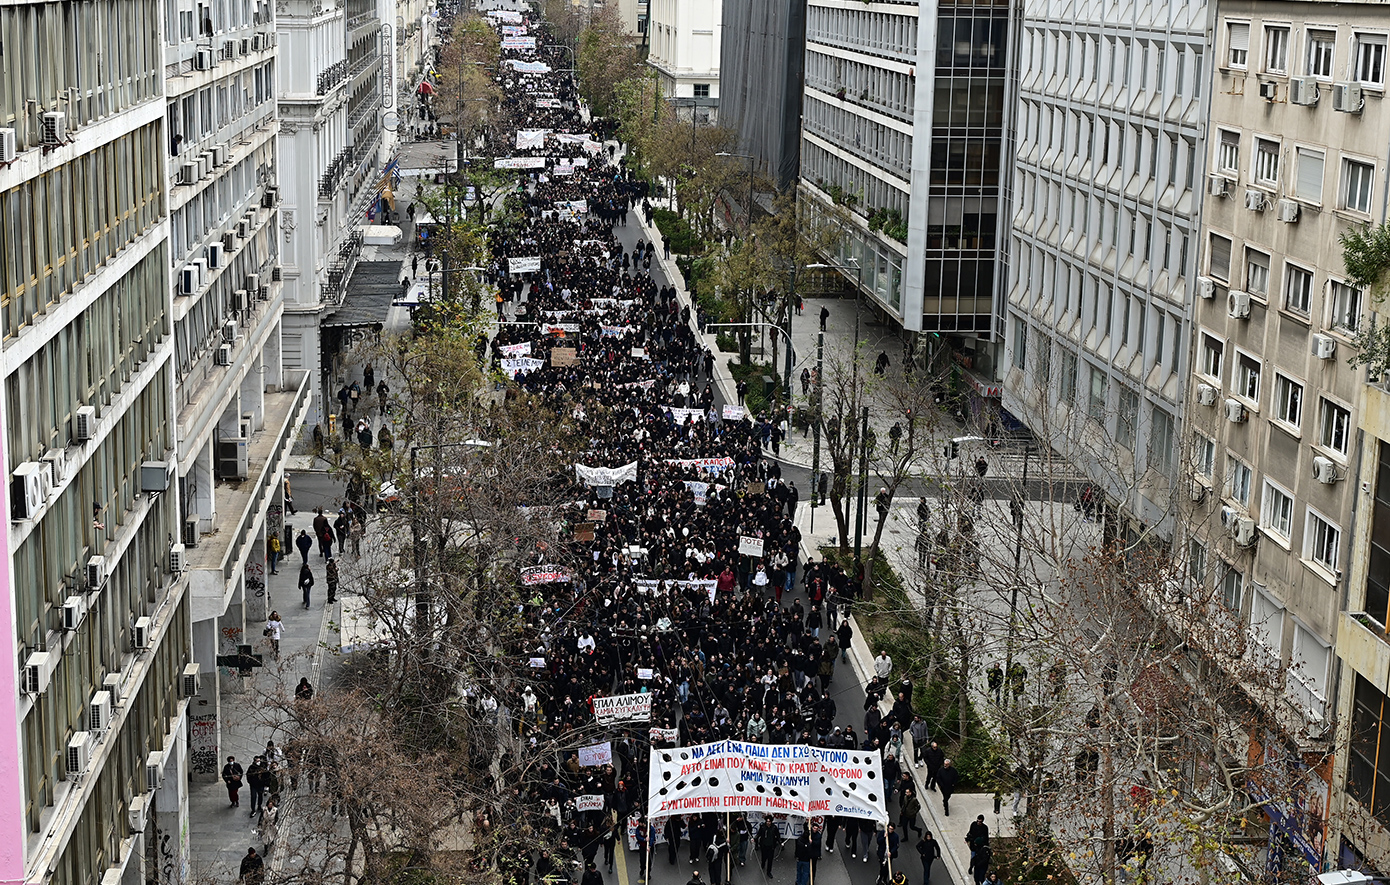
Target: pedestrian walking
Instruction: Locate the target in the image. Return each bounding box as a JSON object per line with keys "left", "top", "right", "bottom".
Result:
{"left": 222, "top": 756, "right": 244, "bottom": 807}
{"left": 295, "top": 677, "right": 315, "bottom": 701}
{"left": 756, "top": 819, "right": 779, "bottom": 876}
{"left": 247, "top": 756, "right": 269, "bottom": 816}
{"left": 263, "top": 611, "right": 283, "bottom": 659}
{"left": 325, "top": 557, "right": 339, "bottom": 604}
{"left": 298, "top": 562, "right": 314, "bottom": 608}
{"left": 937, "top": 759, "right": 960, "bottom": 816}
{"left": 924, "top": 741, "right": 945, "bottom": 790}
{"left": 295, "top": 529, "right": 312, "bottom": 565}
{"left": 238, "top": 848, "right": 264, "bottom": 885}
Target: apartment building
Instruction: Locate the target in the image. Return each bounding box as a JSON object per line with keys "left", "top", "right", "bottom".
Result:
{"left": 1001, "top": 0, "right": 1211, "bottom": 529}
{"left": 277, "top": 0, "right": 386, "bottom": 426}
{"left": 647, "top": 0, "right": 720, "bottom": 113}
{"left": 1180, "top": 4, "right": 1390, "bottom": 873}
{"left": 164, "top": 0, "right": 311, "bottom": 794}
{"left": 798, "top": 0, "right": 1011, "bottom": 360}
{"left": 0, "top": 1, "right": 193, "bottom": 883}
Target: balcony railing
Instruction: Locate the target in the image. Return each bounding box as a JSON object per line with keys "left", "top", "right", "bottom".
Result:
{"left": 317, "top": 60, "right": 348, "bottom": 95}
{"left": 318, "top": 147, "right": 352, "bottom": 198}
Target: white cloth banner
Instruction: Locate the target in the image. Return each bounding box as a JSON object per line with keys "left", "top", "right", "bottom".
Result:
{"left": 555, "top": 200, "right": 588, "bottom": 214}
{"left": 486, "top": 9, "right": 522, "bottom": 22}
{"left": 583, "top": 139, "right": 604, "bottom": 155}
{"left": 501, "top": 36, "right": 536, "bottom": 50}
{"left": 575, "top": 462, "right": 639, "bottom": 486}
{"left": 501, "top": 357, "right": 545, "bottom": 378}
{"left": 508, "top": 256, "right": 542, "bottom": 274}
{"left": 664, "top": 457, "right": 736, "bottom": 472}
{"left": 501, "top": 24, "right": 528, "bottom": 35}
{"left": 683, "top": 481, "right": 709, "bottom": 505}
{"left": 647, "top": 740, "right": 887, "bottom": 822}
{"left": 594, "top": 692, "right": 654, "bottom": 725}
{"left": 650, "top": 727, "right": 679, "bottom": 743}
{"left": 536, "top": 98, "right": 562, "bottom": 108}
{"left": 579, "top": 742, "right": 612, "bottom": 767}
{"left": 499, "top": 341, "right": 533, "bottom": 357}
{"left": 520, "top": 564, "right": 571, "bottom": 585}
{"left": 504, "top": 59, "right": 550, "bottom": 73}
{"left": 634, "top": 578, "right": 717, "bottom": 594}
{"left": 494, "top": 156, "right": 547, "bottom": 169}
{"left": 555, "top": 133, "right": 591, "bottom": 144}
{"left": 543, "top": 323, "right": 580, "bottom": 334}
{"left": 516, "top": 129, "right": 547, "bottom": 149}
{"left": 667, "top": 407, "right": 704, "bottom": 425}
{"left": 722, "top": 404, "right": 745, "bottom": 420}
{"left": 552, "top": 165, "right": 575, "bottom": 176}
{"left": 575, "top": 794, "right": 605, "bottom": 812}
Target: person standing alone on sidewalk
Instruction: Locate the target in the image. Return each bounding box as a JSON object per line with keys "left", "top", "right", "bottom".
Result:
{"left": 267, "top": 533, "right": 282, "bottom": 575}
{"left": 325, "top": 557, "right": 339, "bottom": 604}
{"left": 298, "top": 562, "right": 314, "bottom": 608}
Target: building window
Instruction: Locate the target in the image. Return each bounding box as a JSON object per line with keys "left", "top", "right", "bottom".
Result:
{"left": 1363, "top": 442, "right": 1390, "bottom": 628}
{"left": 1265, "top": 26, "right": 1290, "bottom": 73}
{"left": 1295, "top": 148, "right": 1324, "bottom": 204}
{"left": 1288, "top": 622, "right": 1331, "bottom": 720}
{"left": 1307, "top": 29, "right": 1336, "bottom": 79}
{"left": 1151, "top": 406, "right": 1175, "bottom": 477}
{"left": 1331, "top": 281, "right": 1364, "bottom": 333}
{"left": 1343, "top": 158, "right": 1375, "bottom": 215}
{"left": 1285, "top": 263, "right": 1314, "bottom": 314}
{"left": 1189, "top": 540, "right": 1208, "bottom": 585}
{"left": 1117, "top": 387, "right": 1138, "bottom": 449}
{"left": 1217, "top": 129, "right": 1240, "bottom": 174}
{"left": 693, "top": 83, "right": 711, "bottom": 98}
{"left": 1348, "top": 675, "right": 1390, "bottom": 826}
{"left": 1221, "top": 565, "right": 1243, "bottom": 611}
{"left": 1013, "top": 318, "right": 1027, "bottom": 368}
{"left": 1228, "top": 455, "right": 1253, "bottom": 506}
{"left": 1305, "top": 509, "right": 1342, "bottom": 572}
{"left": 1355, "top": 33, "right": 1387, "bottom": 86}
{"left": 1249, "top": 584, "right": 1286, "bottom": 666}
{"left": 1200, "top": 333, "right": 1224, "bottom": 379}
{"left": 1227, "top": 21, "right": 1250, "bottom": 68}
{"left": 1254, "top": 138, "right": 1280, "bottom": 186}
{"left": 1235, "top": 352, "right": 1261, "bottom": 402}
{"left": 1060, "top": 350, "right": 1078, "bottom": 404}
{"left": 1273, "top": 373, "right": 1304, "bottom": 429}
{"left": 1088, "top": 366, "right": 1107, "bottom": 421}
{"left": 1261, "top": 480, "right": 1295, "bottom": 539}
{"left": 1245, "top": 249, "right": 1270, "bottom": 296}
{"left": 1320, "top": 398, "right": 1352, "bottom": 455}
{"left": 1209, "top": 234, "right": 1232, "bottom": 281}
{"left": 1194, "top": 433, "right": 1215, "bottom": 478}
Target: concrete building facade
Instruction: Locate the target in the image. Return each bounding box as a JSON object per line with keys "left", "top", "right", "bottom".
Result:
{"left": 0, "top": 2, "right": 193, "bottom": 883}
{"left": 646, "top": 0, "right": 721, "bottom": 112}
{"left": 1001, "top": 0, "right": 1212, "bottom": 528}
{"left": 798, "top": 0, "right": 1012, "bottom": 363}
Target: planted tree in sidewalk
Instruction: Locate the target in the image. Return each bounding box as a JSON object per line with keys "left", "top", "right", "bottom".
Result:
{"left": 575, "top": 6, "right": 642, "bottom": 118}
{"left": 435, "top": 14, "right": 501, "bottom": 135}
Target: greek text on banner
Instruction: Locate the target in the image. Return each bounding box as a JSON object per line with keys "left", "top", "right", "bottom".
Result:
{"left": 646, "top": 740, "right": 887, "bottom": 823}
{"left": 509, "top": 256, "right": 542, "bottom": 274}
{"left": 593, "top": 692, "right": 653, "bottom": 725}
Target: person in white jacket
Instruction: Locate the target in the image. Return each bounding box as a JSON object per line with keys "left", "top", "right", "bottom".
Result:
{"left": 874, "top": 651, "right": 894, "bottom": 679}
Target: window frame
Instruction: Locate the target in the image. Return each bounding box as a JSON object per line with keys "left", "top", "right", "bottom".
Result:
{"left": 1199, "top": 333, "right": 1224, "bottom": 380}
{"left": 1264, "top": 24, "right": 1290, "bottom": 74}
{"left": 1216, "top": 128, "right": 1240, "bottom": 176}
{"left": 1354, "top": 32, "right": 1388, "bottom": 87}
{"left": 1319, "top": 396, "right": 1352, "bottom": 457}
{"left": 1253, "top": 137, "right": 1281, "bottom": 187}
{"left": 1272, "top": 372, "right": 1304, "bottom": 432}
{"left": 1294, "top": 147, "right": 1325, "bottom": 205}
{"left": 1209, "top": 233, "right": 1232, "bottom": 281}
{"left": 1227, "top": 454, "right": 1253, "bottom": 507}
{"left": 1330, "top": 279, "right": 1364, "bottom": 335}
{"left": 1342, "top": 156, "right": 1376, "bottom": 216}
{"left": 1260, "top": 478, "right": 1295, "bottom": 541}
{"left": 1193, "top": 432, "right": 1216, "bottom": 478}
{"left": 1234, "top": 350, "right": 1262, "bottom": 404}
{"left": 1245, "top": 247, "right": 1271, "bottom": 297}
{"left": 1306, "top": 28, "right": 1336, "bottom": 80}
{"left": 1227, "top": 20, "right": 1250, "bottom": 69}
{"left": 1304, "top": 507, "right": 1342, "bottom": 575}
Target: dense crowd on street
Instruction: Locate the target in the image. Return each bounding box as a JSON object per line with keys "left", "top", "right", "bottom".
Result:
{"left": 460, "top": 18, "right": 995, "bottom": 885}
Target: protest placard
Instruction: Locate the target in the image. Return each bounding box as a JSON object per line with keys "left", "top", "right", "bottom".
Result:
{"left": 738, "top": 536, "right": 765, "bottom": 557}
{"left": 508, "top": 256, "right": 542, "bottom": 274}
{"left": 593, "top": 692, "right": 653, "bottom": 725}
{"left": 551, "top": 346, "right": 578, "bottom": 366}
{"left": 575, "top": 794, "right": 605, "bottom": 812}
{"left": 722, "top": 404, "right": 745, "bottom": 421}
{"left": 649, "top": 727, "right": 679, "bottom": 743}
{"left": 578, "top": 742, "right": 612, "bottom": 767}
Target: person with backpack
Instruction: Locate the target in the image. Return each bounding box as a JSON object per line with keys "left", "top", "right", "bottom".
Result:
{"left": 707, "top": 827, "right": 730, "bottom": 885}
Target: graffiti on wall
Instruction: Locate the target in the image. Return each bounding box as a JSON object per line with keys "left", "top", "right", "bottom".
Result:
{"left": 218, "top": 625, "right": 242, "bottom": 679}
{"left": 188, "top": 714, "right": 217, "bottom": 775}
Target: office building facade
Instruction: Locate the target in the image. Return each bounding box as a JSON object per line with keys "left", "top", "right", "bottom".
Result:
{"left": 1001, "top": 0, "right": 1211, "bottom": 528}
{"left": 798, "top": 0, "right": 1012, "bottom": 369}
{"left": 646, "top": 0, "right": 721, "bottom": 113}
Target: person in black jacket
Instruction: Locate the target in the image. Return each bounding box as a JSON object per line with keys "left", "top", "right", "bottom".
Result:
{"left": 936, "top": 759, "right": 960, "bottom": 816}
{"left": 916, "top": 831, "right": 942, "bottom": 884}
{"left": 238, "top": 848, "right": 264, "bottom": 884}
{"left": 298, "top": 562, "right": 314, "bottom": 608}
{"left": 756, "top": 819, "right": 779, "bottom": 876}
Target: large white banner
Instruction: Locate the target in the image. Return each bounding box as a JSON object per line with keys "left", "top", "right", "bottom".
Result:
{"left": 664, "top": 457, "right": 735, "bottom": 472}
{"left": 501, "top": 357, "right": 545, "bottom": 378}
{"left": 666, "top": 407, "right": 704, "bottom": 425}
{"left": 575, "top": 462, "right": 639, "bottom": 486}
{"left": 494, "top": 156, "right": 547, "bottom": 169}
{"left": 501, "top": 36, "right": 536, "bottom": 50}
{"left": 516, "top": 129, "right": 548, "bottom": 149}
{"left": 486, "top": 9, "right": 522, "bottom": 22}
{"left": 594, "top": 692, "right": 654, "bottom": 725}
{"left": 508, "top": 256, "right": 542, "bottom": 274}
{"left": 504, "top": 59, "right": 551, "bottom": 73}
{"left": 647, "top": 740, "right": 887, "bottom": 822}
{"left": 499, "top": 341, "right": 532, "bottom": 357}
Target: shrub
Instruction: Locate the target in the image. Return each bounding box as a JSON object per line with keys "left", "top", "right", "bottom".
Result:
{"left": 653, "top": 208, "right": 704, "bottom": 255}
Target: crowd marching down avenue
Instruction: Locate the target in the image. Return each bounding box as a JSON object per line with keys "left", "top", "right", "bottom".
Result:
{"left": 467, "top": 9, "right": 973, "bottom": 885}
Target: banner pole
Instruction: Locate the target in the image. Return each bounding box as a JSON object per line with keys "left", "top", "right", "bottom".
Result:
{"left": 725, "top": 811, "right": 731, "bottom": 884}
{"left": 644, "top": 820, "right": 652, "bottom": 885}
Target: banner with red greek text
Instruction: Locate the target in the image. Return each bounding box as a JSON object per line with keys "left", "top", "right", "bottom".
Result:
{"left": 594, "top": 692, "right": 653, "bottom": 725}
{"left": 647, "top": 740, "right": 886, "bottom": 823}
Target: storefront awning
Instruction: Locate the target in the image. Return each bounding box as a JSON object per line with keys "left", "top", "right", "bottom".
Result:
{"left": 324, "top": 260, "right": 404, "bottom": 330}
